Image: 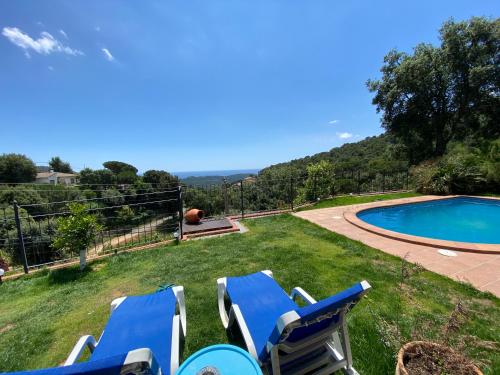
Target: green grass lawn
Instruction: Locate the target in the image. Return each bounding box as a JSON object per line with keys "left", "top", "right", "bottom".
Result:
{"left": 297, "top": 191, "right": 422, "bottom": 211}
{"left": 0, "top": 214, "right": 498, "bottom": 374}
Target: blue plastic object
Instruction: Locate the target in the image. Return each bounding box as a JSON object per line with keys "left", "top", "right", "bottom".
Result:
{"left": 3, "top": 289, "right": 176, "bottom": 375}
{"left": 226, "top": 272, "right": 296, "bottom": 361}
{"left": 225, "top": 272, "right": 367, "bottom": 362}
{"left": 4, "top": 354, "right": 128, "bottom": 375}
{"left": 176, "top": 345, "right": 262, "bottom": 375}
{"left": 90, "top": 288, "right": 176, "bottom": 372}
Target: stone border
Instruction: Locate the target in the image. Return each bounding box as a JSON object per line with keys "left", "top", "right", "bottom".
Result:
{"left": 182, "top": 218, "right": 240, "bottom": 239}
{"left": 343, "top": 195, "right": 500, "bottom": 254}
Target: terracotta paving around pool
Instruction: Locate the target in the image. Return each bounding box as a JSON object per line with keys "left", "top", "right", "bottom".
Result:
{"left": 294, "top": 195, "right": 500, "bottom": 297}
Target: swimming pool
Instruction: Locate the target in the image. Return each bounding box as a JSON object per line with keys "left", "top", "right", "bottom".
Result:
{"left": 356, "top": 197, "right": 500, "bottom": 244}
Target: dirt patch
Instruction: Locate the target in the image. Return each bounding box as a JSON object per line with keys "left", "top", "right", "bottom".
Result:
{"left": 402, "top": 342, "right": 480, "bottom": 375}
{"left": 0, "top": 323, "right": 15, "bottom": 334}
{"left": 470, "top": 298, "right": 495, "bottom": 308}
{"left": 91, "top": 262, "right": 106, "bottom": 272}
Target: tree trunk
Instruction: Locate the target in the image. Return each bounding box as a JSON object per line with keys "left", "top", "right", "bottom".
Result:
{"left": 434, "top": 120, "right": 449, "bottom": 157}
{"left": 79, "top": 249, "right": 87, "bottom": 270}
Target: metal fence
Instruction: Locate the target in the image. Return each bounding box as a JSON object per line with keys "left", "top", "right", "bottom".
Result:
{"left": 1, "top": 186, "right": 182, "bottom": 273}
{"left": 0, "top": 170, "right": 411, "bottom": 273}
{"left": 183, "top": 170, "right": 411, "bottom": 217}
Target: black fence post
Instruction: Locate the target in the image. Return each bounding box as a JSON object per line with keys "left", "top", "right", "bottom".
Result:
{"left": 357, "top": 170, "right": 361, "bottom": 195}
{"left": 177, "top": 186, "right": 183, "bottom": 241}
{"left": 406, "top": 170, "right": 409, "bottom": 190}
{"left": 223, "top": 178, "right": 229, "bottom": 215}
{"left": 331, "top": 171, "right": 336, "bottom": 197}
{"left": 382, "top": 174, "right": 386, "bottom": 192}
{"left": 313, "top": 175, "right": 317, "bottom": 201}
{"left": 240, "top": 179, "right": 244, "bottom": 218}
{"left": 289, "top": 176, "right": 294, "bottom": 211}
{"left": 13, "top": 200, "right": 29, "bottom": 274}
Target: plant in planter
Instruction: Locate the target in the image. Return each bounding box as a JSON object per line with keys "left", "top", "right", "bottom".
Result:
{"left": 52, "top": 203, "right": 102, "bottom": 270}
{"left": 396, "top": 340, "right": 482, "bottom": 375}
{"left": 396, "top": 300, "right": 483, "bottom": 374}
{"left": 372, "top": 255, "right": 484, "bottom": 374}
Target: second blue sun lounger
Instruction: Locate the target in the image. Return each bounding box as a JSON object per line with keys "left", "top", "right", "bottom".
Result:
{"left": 7, "top": 286, "right": 186, "bottom": 375}
{"left": 217, "top": 271, "right": 370, "bottom": 375}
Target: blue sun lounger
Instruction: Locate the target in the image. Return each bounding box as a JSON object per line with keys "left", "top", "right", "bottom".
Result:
{"left": 217, "top": 271, "right": 370, "bottom": 375}
{"left": 6, "top": 287, "right": 186, "bottom": 375}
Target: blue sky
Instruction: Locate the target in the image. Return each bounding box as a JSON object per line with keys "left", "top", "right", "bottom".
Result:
{"left": 0, "top": 1, "right": 498, "bottom": 173}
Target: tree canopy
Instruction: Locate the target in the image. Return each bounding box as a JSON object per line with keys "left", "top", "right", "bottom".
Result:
{"left": 79, "top": 168, "right": 116, "bottom": 185}
{"left": 142, "top": 170, "right": 178, "bottom": 186}
{"left": 103, "top": 161, "right": 138, "bottom": 175}
{"left": 260, "top": 134, "right": 408, "bottom": 179}
{"left": 0, "top": 154, "right": 37, "bottom": 183}
{"left": 368, "top": 17, "right": 499, "bottom": 164}
{"left": 49, "top": 156, "right": 73, "bottom": 173}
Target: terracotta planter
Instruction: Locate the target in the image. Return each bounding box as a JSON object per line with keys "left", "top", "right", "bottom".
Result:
{"left": 185, "top": 209, "right": 204, "bottom": 224}
{"left": 396, "top": 341, "right": 482, "bottom": 375}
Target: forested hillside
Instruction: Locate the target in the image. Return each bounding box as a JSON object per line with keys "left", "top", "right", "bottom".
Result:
{"left": 181, "top": 173, "right": 255, "bottom": 186}
{"left": 259, "top": 134, "right": 408, "bottom": 179}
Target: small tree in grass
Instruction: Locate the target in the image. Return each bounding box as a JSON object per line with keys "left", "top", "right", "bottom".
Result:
{"left": 52, "top": 203, "right": 102, "bottom": 270}
{"left": 304, "top": 160, "right": 334, "bottom": 201}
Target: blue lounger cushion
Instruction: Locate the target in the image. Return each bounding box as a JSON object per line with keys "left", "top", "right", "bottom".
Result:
{"left": 90, "top": 289, "right": 177, "bottom": 372}
{"left": 226, "top": 272, "right": 297, "bottom": 362}
{"left": 225, "top": 272, "right": 367, "bottom": 363}
{"left": 270, "top": 282, "right": 367, "bottom": 345}
{"left": 4, "top": 352, "right": 159, "bottom": 375}
{"left": 4, "top": 289, "right": 177, "bottom": 375}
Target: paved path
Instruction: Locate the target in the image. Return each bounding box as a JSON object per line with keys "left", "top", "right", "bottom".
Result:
{"left": 294, "top": 196, "right": 500, "bottom": 297}
{"left": 91, "top": 216, "right": 171, "bottom": 254}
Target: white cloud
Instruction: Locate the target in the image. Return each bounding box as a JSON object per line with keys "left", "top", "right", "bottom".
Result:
{"left": 336, "top": 132, "right": 353, "bottom": 139}
{"left": 101, "top": 48, "right": 114, "bottom": 61}
{"left": 329, "top": 120, "right": 339, "bottom": 124}
{"left": 59, "top": 29, "right": 68, "bottom": 39}
{"left": 2, "top": 27, "right": 83, "bottom": 57}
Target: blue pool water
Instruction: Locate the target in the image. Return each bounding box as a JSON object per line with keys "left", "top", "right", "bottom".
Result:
{"left": 357, "top": 197, "right": 500, "bottom": 244}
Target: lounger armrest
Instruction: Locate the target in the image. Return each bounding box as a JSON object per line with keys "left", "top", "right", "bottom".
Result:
{"left": 172, "top": 286, "right": 187, "bottom": 337}
{"left": 110, "top": 296, "right": 127, "bottom": 313}
{"left": 217, "top": 277, "right": 230, "bottom": 329}
{"left": 230, "top": 304, "right": 259, "bottom": 361}
{"left": 290, "top": 287, "right": 317, "bottom": 305}
{"left": 64, "top": 335, "right": 97, "bottom": 366}
{"left": 262, "top": 270, "right": 273, "bottom": 278}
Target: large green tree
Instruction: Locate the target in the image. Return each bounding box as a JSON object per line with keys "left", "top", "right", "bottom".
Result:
{"left": 49, "top": 156, "right": 74, "bottom": 173}
{"left": 79, "top": 168, "right": 116, "bottom": 185}
{"left": 368, "top": 17, "right": 499, "bottom": 164}
{"left": 142, "top": 170, "right": 178, "bottom": 186}
{"left": 0, "top": 154, "right": 37, "bottom": 183}
{"left": 103, "top": 161, "right": 138, "bottom": 175}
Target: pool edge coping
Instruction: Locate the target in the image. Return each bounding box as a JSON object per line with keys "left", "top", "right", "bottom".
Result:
{"left": 343, "top": 195, "right": 500, "bottom": 254}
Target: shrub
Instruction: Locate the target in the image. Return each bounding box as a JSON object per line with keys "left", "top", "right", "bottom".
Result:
{"left": 303, "top": 160, "right": 334, "bottom": 201}
{"left": 0, "top": 154, "right": 37, "bottom": 183}
{"left": 52, "top": 203, "right": 102, "bottom": 270}
{"left": 411, "top": 144, "right": 488, "bottom": 194}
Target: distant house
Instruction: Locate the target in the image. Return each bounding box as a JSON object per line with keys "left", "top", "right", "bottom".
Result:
{"left": 36, "top": 171, "right": 78, "bottom": 185}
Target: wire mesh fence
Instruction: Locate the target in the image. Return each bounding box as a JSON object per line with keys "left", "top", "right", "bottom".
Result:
{"left": 183, "top": 170, "right": 411, "bottom": 217}
{"left": 1, "top": 186, "right": 182, "bottom": 273}
{"left": 0, "top": 170, "right": 411, "bottom": 272}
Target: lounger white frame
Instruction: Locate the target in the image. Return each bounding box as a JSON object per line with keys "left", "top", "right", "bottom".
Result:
{"left": 64, "top": 286, "right": 187, "bottom": 375}
{"left": 217, "top": 271, "right": 370, "bottom": 375}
